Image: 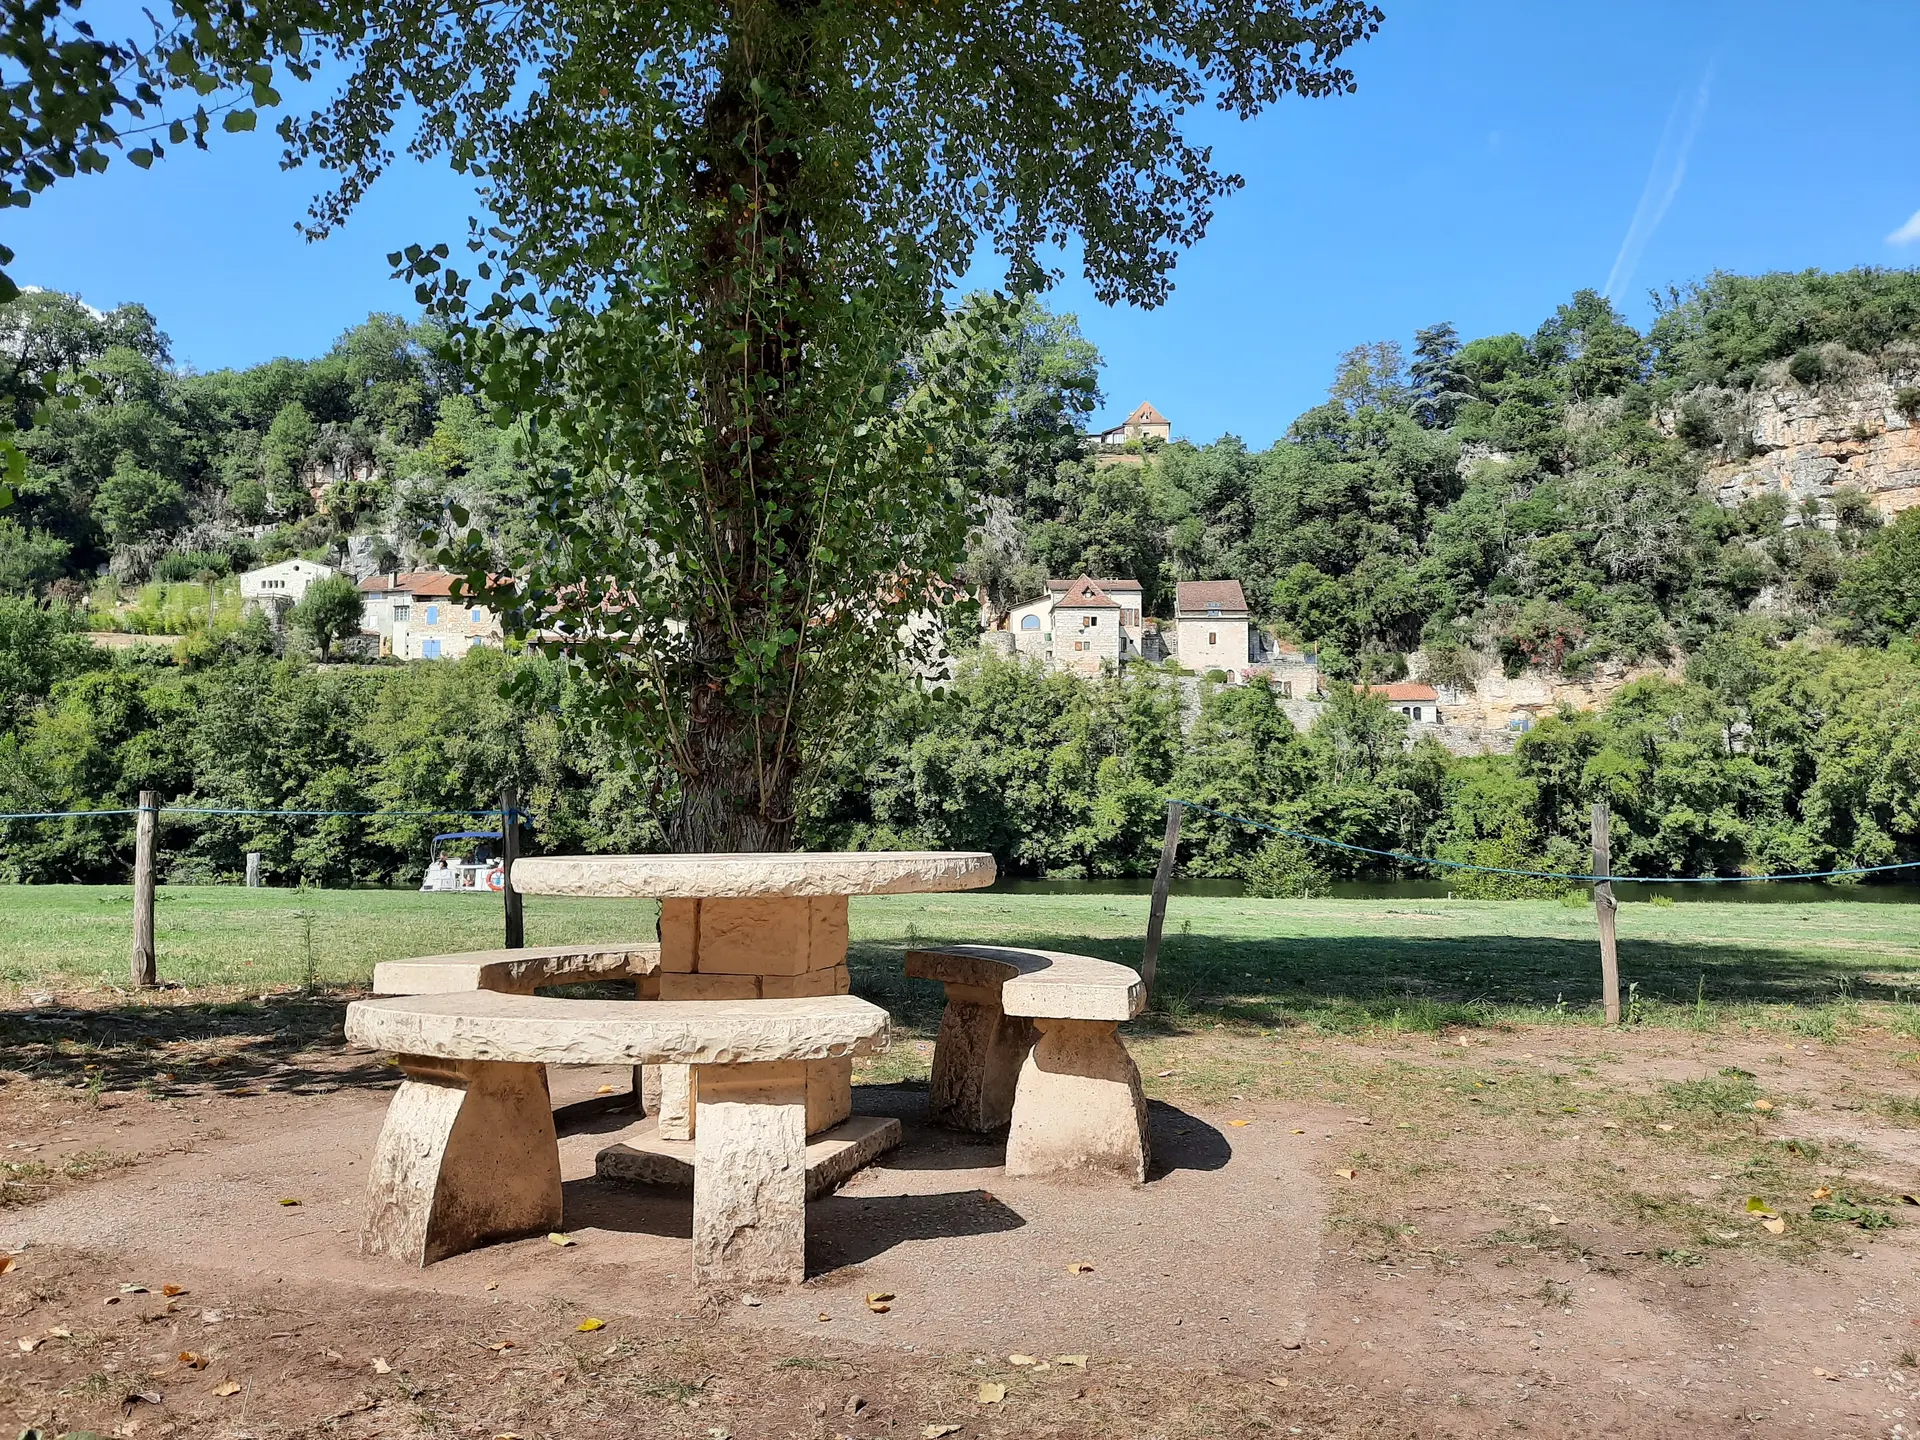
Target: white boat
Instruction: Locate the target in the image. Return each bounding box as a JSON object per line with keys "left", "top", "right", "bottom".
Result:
{"left": 419, "top": 830, "right": 506, "bottom": 894}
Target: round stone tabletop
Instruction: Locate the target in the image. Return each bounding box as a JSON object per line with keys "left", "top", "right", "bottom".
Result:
{"left": 509, "top": 850, "right": 998, "bottom": 900}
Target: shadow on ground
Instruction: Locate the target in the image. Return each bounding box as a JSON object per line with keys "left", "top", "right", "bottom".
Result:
{"left": 854, "top": 929, "right": 1920, "bottom": 1034}
{"left": 0, "top": 991, "right": 385, "bottom": 1099}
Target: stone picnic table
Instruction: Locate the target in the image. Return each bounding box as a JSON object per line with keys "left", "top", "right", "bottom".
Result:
{"left": 508, "top": 849, "right": 998, "bottom": 1156}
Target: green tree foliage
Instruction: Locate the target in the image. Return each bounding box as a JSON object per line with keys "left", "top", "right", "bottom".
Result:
{"left": 1651, "top": 269, "right": 1920, "bottom": 388}
{"left": 294, "top": 0, "right": 1381, "bottom": 851}
{"left": 288, "top": 572, "right": 365, "bottom": 660}
{"left": 1841, "top": 507, "right": 1920, "bottom": 644}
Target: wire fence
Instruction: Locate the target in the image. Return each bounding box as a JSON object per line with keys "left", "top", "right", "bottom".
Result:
{"left": 1173, "top": 799, "right": 1920, "bottom": 886}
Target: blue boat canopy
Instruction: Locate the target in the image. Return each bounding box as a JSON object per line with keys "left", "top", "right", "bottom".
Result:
{"left": 432, "top": 830, "right": 503, "bottom": 844}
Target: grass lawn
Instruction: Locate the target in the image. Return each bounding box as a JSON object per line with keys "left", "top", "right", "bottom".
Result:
{"left": 3, "top": 884, "right": 1918, "bottom": 1039}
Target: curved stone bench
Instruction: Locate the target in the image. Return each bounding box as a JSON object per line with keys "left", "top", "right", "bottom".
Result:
{"left": 371, "top": 942, "right": 662, "bottom": 998}
{"left": 904, "top": 945, "right": 1148, "bottom": 1182}
{"left": 345, "top": 991, "right": 889, "bottom": 1289}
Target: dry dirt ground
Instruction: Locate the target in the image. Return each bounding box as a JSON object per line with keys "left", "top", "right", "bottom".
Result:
{"left": 1, "top": 992, "right": 1919, "bottom": 1438}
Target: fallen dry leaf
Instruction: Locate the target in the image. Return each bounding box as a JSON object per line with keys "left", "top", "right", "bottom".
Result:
{"left": 1811, "top": 1186, "right": 1834, "bottom": 1201}
{"left": 1334, "top": 1168, "right": 1357, "bottom": 1180}
{"left": 277, "top": 1197, "right": 301, "bottom": 1207}
{"left": 595, "top": 1085, "right": 617, "bottom": 1095}
{"left": 1745, "top": 1196, "right": 1776, "bottom": 1217}
{"left": 484, "top": 1340, "right": 515, "bottom": 1353}
{"left": 119, "top": 1283, "right": 148, "bottom": 1294}
{"left": 1813, "top": 1368, "right": 1838, "bottom": 1381}
{"left": 1056, "top": 1355, "right": 1087, "bottom": 1368}
{"left": 161, "top": 1284, "right": 186, "bottom": 1297}
{"left": 1010, "top": 1354, "right": 1038, "bottom": 1366}
{"left": 1655, "top": 1123, "right": 1675, "bottom": 1132}
{"left": 1902, "top": 1194, "right": 1920, "bottom": 1207}
{"left": 865, "top": 1292, "right": 894, "bottom": 1313}
{"left": 46, "top": 1327, "right": 69, "bottom": 1338}
{"left": 213, "top": 1380, "right": 242, "bottom": 1396}
{"left": 577, "top": 1318, "right": 606, "bottom": 1332}
{"left": 924, "top": 1426, "right": 963, "bottom": 1439}
{"left": 817, "top": 1313, "right": 831, "bottom": 1323}
{"left": 1290, "top": 1128, "right": 1306, "bottom": 1134}
{"left": 1266, "top": 1375, "right": 1290, "bottom": 1388}
{"left": 1155, "top": 1070, "right": 1173, "bottom": 1078}
{"left": 373, "top": 1358, "right": 392, "bottom": 1374}
{"left": 1762, "top": 1217, "right": 1787, "bottom": 1235}
{"left": 0, "top": 1255, "right": 14, "bottom": 1276}
{"left": 548, "top": 1233, "right": 576, "bottom": 1247}
{"left": 1227, "top": 1119, "right": 1251, "bottom": 1128}
{"left": 1752, "top": 1099, "right": 1774, "bottom": 1112}
{"left": 1066, "top": 1262, "right": 1094, "bottom": 1275}
{"left": 977, "top": 1382, "right": 1006, "bottom": 1404}
{"left": 484, "top": 1281, "right": 499, "bottom": 1291}
{"left": 178, "top": 1351, "right": 208, "bottom": 1369}
{"left": 15, "top": 1337, "right": 38, "bottom": 1353}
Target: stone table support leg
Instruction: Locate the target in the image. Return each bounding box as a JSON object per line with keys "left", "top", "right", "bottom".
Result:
{"left": 927, "top": 981, "right": 1034, "bottom": 1132}
{"left": 1005, "top": 1018, "right": 1149, "bottom": 1183}
{"left": 361, "top": 1056, "right": 563, "bottom": 1266}
{"left": 656, "top": 1064, "right": 695, "bottom": 1140}
{"left": 658, "top": 895, "right": 855, "bottom": 1140}
{"left": 691, "top": 1060, "right": 809, "bottom": 1290}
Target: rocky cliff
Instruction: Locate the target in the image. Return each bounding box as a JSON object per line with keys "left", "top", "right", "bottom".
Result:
{"left": 1693, "top": 367, "right": 1920, "bottom": 524}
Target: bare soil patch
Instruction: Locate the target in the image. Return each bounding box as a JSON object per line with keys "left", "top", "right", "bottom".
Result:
{"left": 2, "top": 990, "right": 1919, "bottom": 1436}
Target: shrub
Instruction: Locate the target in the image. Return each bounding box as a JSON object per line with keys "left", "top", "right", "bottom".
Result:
{"left": 1203, "top": 668, "right": 1229, "bottom": 683}
{"left": 1788, "top": 348, "right": 1825, "bottom": 385}
{"left": 1241, "top": 835, "right": 1332, "bottom": 898}
{"left": 1676, "top": 397, "right": 1718, "bottom": 449}
{"left": 1895, "top": 385, "right": 1920, "bottom": 420}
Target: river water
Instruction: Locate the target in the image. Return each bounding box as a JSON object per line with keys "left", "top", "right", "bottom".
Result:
{"left": 985, "top": 876, "right": 1920, "bottom": 904}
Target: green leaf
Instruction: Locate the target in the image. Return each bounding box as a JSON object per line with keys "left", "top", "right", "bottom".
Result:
{"left": 222, "top": 109, "right": 258, "bottom": 134}
{"left": 127, "top": 148, "right": 155, "bottom": 170}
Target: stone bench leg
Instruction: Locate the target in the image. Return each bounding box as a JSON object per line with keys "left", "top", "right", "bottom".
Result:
{"left": 1005, "top": 1019, "right": 1149, "bottom": 1183}
{"left": 361, "top": 1056, "right": 564, "bottom": 1266}
{"left": 691, "top": 1060, "right": 808, "bottom": 1290}
{"left": 656, "top": 1064, "right": 695, "bottom": 1140}
{"left": 928, "top": 982, "right": 1034, "bottom": 1132}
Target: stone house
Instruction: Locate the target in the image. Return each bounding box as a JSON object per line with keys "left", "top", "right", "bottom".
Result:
{"left": 239, "top": 559, "right": 336, "bottom": 624}
{"left": 1091, "top": 401, "right": 1171, "bottom": 446}
{"left": 1174, "top": 579, "right": 1251, "bottom": 677}
{"left": 1003, "top": 576, "right": 1149, "bottom": 673}
{"left": 1363, "top": 681, "right": 1442, "bottom": 725}
{"left": 358, "top": 572, "right": 503, "bottom": 660}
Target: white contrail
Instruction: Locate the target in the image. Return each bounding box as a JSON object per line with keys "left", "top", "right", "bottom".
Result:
{"left": 1604, "top": 65, "right": 1714, "bottom": 303}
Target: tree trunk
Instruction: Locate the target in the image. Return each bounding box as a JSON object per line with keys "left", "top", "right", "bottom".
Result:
{"left": 667, "top": 0, "right": 816, "bottom": 855}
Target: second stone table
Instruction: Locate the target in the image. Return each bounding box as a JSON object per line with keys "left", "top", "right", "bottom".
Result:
{"left": 509, "top": 850, "right": 998, "bottom": 1142}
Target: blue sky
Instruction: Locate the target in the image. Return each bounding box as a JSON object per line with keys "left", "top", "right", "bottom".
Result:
{"left": 11, "top": 0, "right": 1920, "bottom": 447}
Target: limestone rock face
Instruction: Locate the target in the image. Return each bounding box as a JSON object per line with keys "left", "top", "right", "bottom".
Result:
{"left": 1695, "top": 373, "right": 1920, "bottom": 524}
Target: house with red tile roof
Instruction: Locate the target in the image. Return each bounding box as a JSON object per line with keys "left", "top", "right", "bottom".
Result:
{"left": 1360, "top": 680, "right": 1442, "bottom": 724}
{"left": 1091, "top": 401, "right": 1171, "bottom": 446}
{"left": 1002, "top": 575, "right": 1151, "bottom": 674}
{"left": 357, "top": 572, "right": 503, "bottom": 660}
{"left": 1174, "top": 579, "right": 1252, "bottom": 677}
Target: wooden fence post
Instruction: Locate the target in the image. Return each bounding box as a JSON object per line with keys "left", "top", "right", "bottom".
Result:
{"left": 245, "top": 852, "right": 261, "bottom": 888}
{"left": 1592, "top": 801, "right": 1620, "bottom": 1024}
{"left": 1140, "top": 799, "right": 1183, "bottom": 1001}
{"left": 131, "top": 791, "right": 158, "bottom": 989}
{"left": 501, "top": 785, "right": 524, "bottom": 950}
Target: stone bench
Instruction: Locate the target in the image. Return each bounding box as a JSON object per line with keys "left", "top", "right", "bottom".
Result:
{"left": 903, "top": 945, "right": 1148, "bottom": 1182}
{"left": 371, "top": 942, "right": 662, "bottom": 997}
{"left": 344, "top": 991, "right": 890, "bottom": 1289}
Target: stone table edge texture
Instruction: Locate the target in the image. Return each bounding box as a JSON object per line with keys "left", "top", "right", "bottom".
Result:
{"left": 509, "top": 849, "right": 997, "bottom": 899}
{"left": 345, "top": 992, "right": 889, "bottom": 1067}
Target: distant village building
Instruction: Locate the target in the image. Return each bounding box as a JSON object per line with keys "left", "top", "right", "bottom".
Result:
{"left": 1173, "top": 580, "right": 1252, "bottom": 677}
{"left": 358, "top": 572, "right": 502, "bottom": 660}
{"left": 239, "top": 559, "right": 336, "bottom": 625}
{"left": 1362, "top": 681, "right": 1442, "bottom": 725}
{"left": 1090, "top": 401, "right": 1171, "bottom": 446}
{"left": 1002, "top": 576, "right": 1151, "bottom": 674}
